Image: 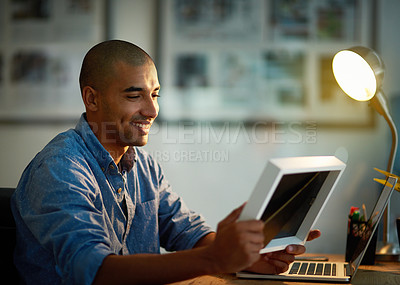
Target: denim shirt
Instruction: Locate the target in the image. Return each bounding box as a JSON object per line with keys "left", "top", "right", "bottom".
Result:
{"left": 11, "top": 114, "right": 213, "bottom": 285}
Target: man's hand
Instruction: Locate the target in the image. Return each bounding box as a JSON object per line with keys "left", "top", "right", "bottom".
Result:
{"left": 201, "top": 203, "right": 322, "bottom": 276}
{"left": 205, "top": 204, "right": 265, "bottom": 273}
{"left": 244, "top": 229, "right": 322, "bottom": 274}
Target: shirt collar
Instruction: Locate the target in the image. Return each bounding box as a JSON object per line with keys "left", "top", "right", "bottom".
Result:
{"left": 119, "top": 146, "right": 137, "bottom": 173}
{"left": 74, "top": 113, "right": 136, "bottom": 173}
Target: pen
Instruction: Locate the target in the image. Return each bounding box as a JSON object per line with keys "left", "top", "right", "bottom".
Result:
{"left": 362, "top": 204, "right": 367, "bottom": 222}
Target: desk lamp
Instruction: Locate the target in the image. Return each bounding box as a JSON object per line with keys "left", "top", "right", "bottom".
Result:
{"left": 332, "top": 46, "right": 399, "bottom": 260}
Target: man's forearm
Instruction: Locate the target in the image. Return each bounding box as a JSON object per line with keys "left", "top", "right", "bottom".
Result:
{"left": 92, "top": 245, "right": 220, "bottom": 285}
{"left": 92, "top": 207, "right": 270, "bottom": 285}
{"left": 193, "top": 232, "right": 216, "bottom": 248}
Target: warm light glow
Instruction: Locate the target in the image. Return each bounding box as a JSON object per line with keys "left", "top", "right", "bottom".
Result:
{"left": 332, "top": 50, "right": 377, "bottom": 101}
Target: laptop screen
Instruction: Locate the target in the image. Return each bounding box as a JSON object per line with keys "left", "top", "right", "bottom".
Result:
{"left": 349, "top": 176, "right": 397, "bottom": 275}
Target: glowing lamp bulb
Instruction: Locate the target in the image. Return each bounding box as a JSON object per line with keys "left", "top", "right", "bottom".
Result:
{"left": 332, "top": 50, "right": 377, "bottom": 101}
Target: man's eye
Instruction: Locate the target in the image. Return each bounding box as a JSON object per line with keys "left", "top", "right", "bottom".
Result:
{"left": 127, "top": 95, "right": 140, "bottom": 99}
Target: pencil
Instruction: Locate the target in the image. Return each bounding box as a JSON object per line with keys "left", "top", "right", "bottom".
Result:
{"left": 362, "top": 204, "right": 367, "bottom": 221}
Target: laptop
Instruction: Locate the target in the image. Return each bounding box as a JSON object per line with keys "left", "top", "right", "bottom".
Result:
{"left": 237, "top": 175, "right": 397, "bottom": 282}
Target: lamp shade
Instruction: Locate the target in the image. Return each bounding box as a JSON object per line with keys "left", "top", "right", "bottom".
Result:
{"left": 332, "top": 46, "right": 385, "bottom": 101}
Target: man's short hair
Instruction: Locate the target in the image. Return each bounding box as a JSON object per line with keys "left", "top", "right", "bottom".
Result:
{"left": 79, "top": 40, "right": 153, "bottom": 93}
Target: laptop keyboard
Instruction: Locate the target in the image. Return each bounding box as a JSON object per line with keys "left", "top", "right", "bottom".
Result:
{"left": 288, "top": 262, "right": 337, "bottom": 276}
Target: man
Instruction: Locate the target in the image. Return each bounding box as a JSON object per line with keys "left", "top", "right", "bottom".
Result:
{"left": 11, "top": 40, "right": 320, "bottom": 284}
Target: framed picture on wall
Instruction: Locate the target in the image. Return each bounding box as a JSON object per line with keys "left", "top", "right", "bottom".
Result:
{"left": 158, "top": 0, "right": 374, "bottom": 127}
{"left": 0, "top": 0, "right": 106, "bottom": 122}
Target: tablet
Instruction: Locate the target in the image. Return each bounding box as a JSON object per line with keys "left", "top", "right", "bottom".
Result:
{"left": 238, "top": 156, "right": 346, "bottom": 254}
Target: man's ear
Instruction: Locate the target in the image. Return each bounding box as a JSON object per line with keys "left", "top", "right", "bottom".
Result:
{"left": 82, "top": 86, "right": 99, "bottom": 111}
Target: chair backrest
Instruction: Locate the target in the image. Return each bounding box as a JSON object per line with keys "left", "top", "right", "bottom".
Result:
{"left": 0, "top": 188, "right": 19, "bottom": 281}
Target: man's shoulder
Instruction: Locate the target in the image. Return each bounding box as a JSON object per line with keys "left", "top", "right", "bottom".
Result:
{"left": 33, "top": 128, "right": 88, "bottom": 165}
{"left": 15, "top": 129, "right": 95, "bottom": 196}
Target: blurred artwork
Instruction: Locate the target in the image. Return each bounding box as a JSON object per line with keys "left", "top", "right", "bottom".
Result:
{"left": 261, "top": 50, "right": 305, "bottom": 107}
{"left": 0, "top": 0, "right": 104, "bottom": 120}
{"left": 158, "top": 0, "right": 372, "bottom": 125}
{"left": 173, "top": 0, "right": 262, "bottom": 40}
{"left": 11, "top": 0, "right": 50, "bottom": 20}
{"left": 316, "top": 0, "right": 358, "bottom": 41}
{"left": 175, "top": 54, "right": 209, "bottom": 88}
{"left": 11, "top": 51, "right": 48, "bottom": 83}
{"left": 269, "top": 0, "right": 310, "bottom": 40}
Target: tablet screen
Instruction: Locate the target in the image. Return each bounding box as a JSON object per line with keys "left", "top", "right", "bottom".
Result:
{"left": 261, "top": 171, "right": 331, "bottom": 244}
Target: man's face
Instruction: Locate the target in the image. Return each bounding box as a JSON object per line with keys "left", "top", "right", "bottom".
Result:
{"left": 96, "top": 61, "right": 160, "bottom": 147}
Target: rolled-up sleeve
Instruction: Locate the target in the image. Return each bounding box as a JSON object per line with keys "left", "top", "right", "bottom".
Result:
{"left": 15, "top": 154, "right": 113, "bottom": 285}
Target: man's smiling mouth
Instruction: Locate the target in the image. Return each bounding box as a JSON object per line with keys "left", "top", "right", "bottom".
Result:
{"left": 133, "top": 122, "right": 151, "bottom": 129}
{"left": 132, "top": 121, "right": 152, "bottom": 134}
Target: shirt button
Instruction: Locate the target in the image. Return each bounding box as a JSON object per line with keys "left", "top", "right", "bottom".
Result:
{"left": 110, "top": 165, "right": 115, "bottom": 170}
{"left": 117, "top": 188, "right": 122, "bottom": 193}
{"left": 101, "top": 167, "right": 105, "bottom": 172}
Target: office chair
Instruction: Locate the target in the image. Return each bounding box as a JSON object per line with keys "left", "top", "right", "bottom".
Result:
{"left": 0, "top": 188, "right": 19, "bottom": 281}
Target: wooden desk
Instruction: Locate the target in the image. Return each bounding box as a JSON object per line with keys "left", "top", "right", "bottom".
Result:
{"left": 168, "top": 254, "right": 400, "bottom": 285}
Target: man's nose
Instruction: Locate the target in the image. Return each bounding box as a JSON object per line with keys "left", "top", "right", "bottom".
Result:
{"left": 141, "top": 96, "right": 159, "bottom": 119}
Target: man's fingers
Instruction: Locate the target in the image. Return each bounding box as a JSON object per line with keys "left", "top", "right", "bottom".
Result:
{"left": 212, "top": 210, "right": 266, "bottom": 273}
{"left": 246, "top": 230, "right": 323, "bottom": 275}
{"left": 285, "top": 244, "right": 306, "bottom": 255}
{"left": 307, "top": 229, "right": 321, "bottom": 241}
{"left": 242, "top": 221, "right": 265, "bottom": 242}
{"left": 236, "top": 220, "right": 264, "bottom": 233}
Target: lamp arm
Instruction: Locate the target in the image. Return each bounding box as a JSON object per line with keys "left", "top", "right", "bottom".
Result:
{"left": 371, "top": 91, "right": 398, "bottom": 173}
{"left": 371, "top": 91, "right": 398, "bottom": 245}
{"left": 384, "top": 113, "right": 398, "bottom": 174}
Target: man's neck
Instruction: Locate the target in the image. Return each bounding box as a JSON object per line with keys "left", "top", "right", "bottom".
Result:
{"left": 86, "top": 116, "right": 128, "bottom": 165}
{"left": 102, "top": 144, "right": 129, "bottom": 165}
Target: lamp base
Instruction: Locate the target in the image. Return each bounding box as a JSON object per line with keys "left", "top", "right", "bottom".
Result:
{"left": 375, "top": 241, "right": 400, "bottom": 261}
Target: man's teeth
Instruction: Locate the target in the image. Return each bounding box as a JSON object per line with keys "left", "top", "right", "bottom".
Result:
{"left": 134, "top": 123, "right": 150, "bottom": 129}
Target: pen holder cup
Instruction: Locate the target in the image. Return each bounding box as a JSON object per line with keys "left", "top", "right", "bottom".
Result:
{"left": 345, "top": 220, "right": 377, "bottom": 265}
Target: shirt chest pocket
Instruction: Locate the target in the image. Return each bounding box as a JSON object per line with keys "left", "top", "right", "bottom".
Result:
{"left": 128, "top": 199, "right": 160, "bottom": 254}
